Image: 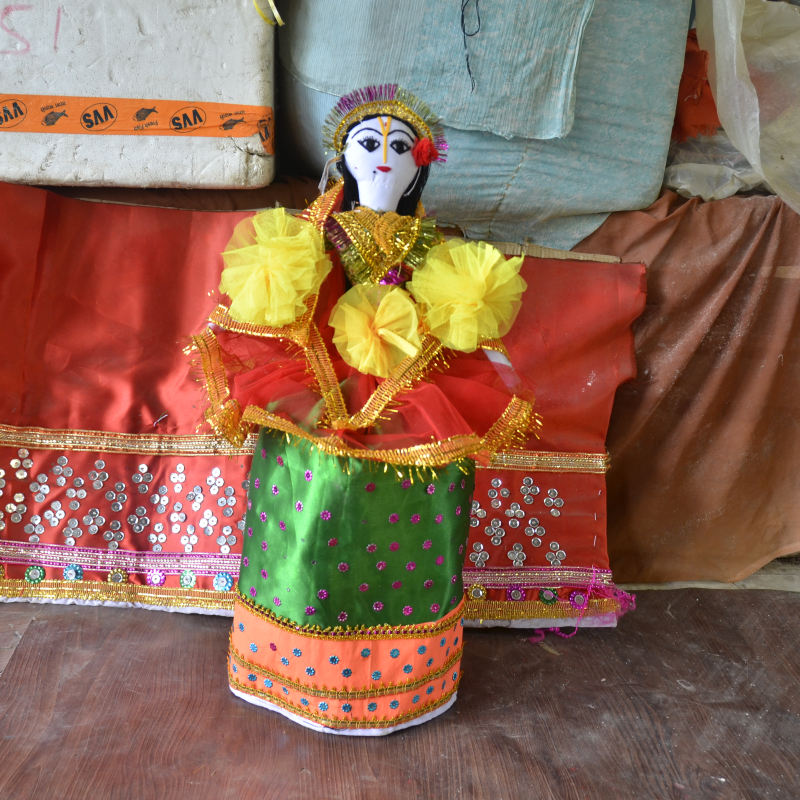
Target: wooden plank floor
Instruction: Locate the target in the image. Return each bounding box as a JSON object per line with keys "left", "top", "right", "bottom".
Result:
{"left": 0, "top": 591, "right": 798, "bottom": 800}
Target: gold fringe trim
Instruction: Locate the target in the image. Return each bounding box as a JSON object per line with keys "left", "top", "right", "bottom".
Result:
{"left": 0, "top": 577, "right": 235, "bottom": 610}
{"left": 298, "top": 180, "right": 343, "bottom": 232}
{"left": 0, "top": 423, "right": 258, "bottom": 457}
{"left": 229, "top": 664, "right": 459, "bottom": 730}
{"left": 235, "top": 593, "right": 465, "bottom": 641}
{"left": 464, "top": 597, "right": 620, "bottom": 621}
{"left": 478, "top": 338, "right": 511, "bottom": 358}
{"left": 230, "top": 636, "right": 462, "bottom": 700}
{"left": 484, "top": 449, "right": 609, "bottom": 474}
{"left": 208, "top": 299, "right": 315, "bottom": 346}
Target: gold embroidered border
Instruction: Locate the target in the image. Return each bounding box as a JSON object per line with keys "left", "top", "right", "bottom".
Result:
{"left": 235, "top": 593, "right": 464, "bottom": 641}
{"left": 0, "top": 577, "right": 235, "bottom": 610}
{"left": 481, "top": 396, "right": 538, "bottom": 455}
{"left": 229, "top": 667, "right": 459, "bottom": 730}
{"left": 298, "top": 180, "right": 343, "bottom": 232}
{"left": 461, "top": 566, "right": 615, "bottom": 589}
{"left": 209, "top": 299, "right": 314, "bottom": 346}
{"left": 230, "top": 637, "right": 462, "bottom": 700}
{"left": 0, "top": 423, "right": 258, "bottom": 457}
{"left": 484, "top": 449, "right": 610, "bottom": 474}
{"left": 464, "top": 597, "right": 620, "bottom": 621}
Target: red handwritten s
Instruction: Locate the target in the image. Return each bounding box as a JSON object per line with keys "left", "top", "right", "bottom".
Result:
{"left": 1, "top": 4, "right": 33, "bottom": 56}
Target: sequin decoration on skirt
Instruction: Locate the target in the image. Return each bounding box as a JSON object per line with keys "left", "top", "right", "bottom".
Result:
{"left": 227, "top": 429, "right": 474, "bottom": 734}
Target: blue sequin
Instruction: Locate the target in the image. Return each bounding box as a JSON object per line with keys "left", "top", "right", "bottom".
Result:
{"left": 361, "top": 648, "right": 371, "bottom": 657}
{"left": 292, "top": 648, "right": 302, "bottom": 657}
{"left": 342, "top": 668, "right": 352, "bottom": 678}
{"left": 452, "top": 671, "right": 458, "bottom": 681}
{"left": 440, "top": 637, "right": 446, "bottom": 646}
{"left": 371, "top": 670, "right": 382, "bottom": 680}
{"left": 238, "top": 623, "right": 244, "bottom": 631}
{"left": 306, "top": 667, "right": 315, "bottom": 676}
{"left": 232, "top": 664, "right": 238, "bottom": 673}
{"left": 390, "top": 648, "right": 400, "bottom": 658}
{"left": 417, "top": 645, "right": 427, "bottom": 655}
{"left": 412, "top": 695, "right": 420, "bottom": 703}
{"left": 329, "top": 655, "right": 339, "bottom": 664}
{"left": 442, "top": 680, "right": 447, "bottom": 689}
{"left": 454, "top": 637, "right": 459, "bottom": 646}
{"left": 247, "top": 673, "right": 256, "bottom": 681}
{"left": 389, "top": 700, "right": 399, "bottom": 709}
{"left": 403, "top": 664, "right": 413, "bottom": 674}
{"left": 367, "top": 702, "right": 377, "bottom": 712}
{"left": 281, "top": 657, "right": 289, "bottom": 666}
{"left": 342, "top": 703, "right": 352, "bottom": 713}
{"left": 319, "top": 701, "right": 329, "bottom": 711}
{"left": 301, "top": 698, "right": 309, "bottom": 706}
{"left": 264, "top": 678, "right": 273, "bottom": 688}
{"left": 426, "top": 686, "right": 434, "bottom": 695}
{"left": 250, "top": 643, "right": 258, "bottom": 653}
{"left": 460, "top": 618, "right": 464, "bottom": 627}
{"left": 426, "top": 658, "right": 434, "bottom": 667}
{"left": 283, "top": 687, "right": 289, "bottom": 695}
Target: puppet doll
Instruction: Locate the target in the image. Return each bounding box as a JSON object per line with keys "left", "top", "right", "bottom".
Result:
{"left": 191, "top": 85, "right": 535, "bottom": 734}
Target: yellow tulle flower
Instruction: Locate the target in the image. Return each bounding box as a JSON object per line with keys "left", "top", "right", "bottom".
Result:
{"left": 409, "top": 239, "right": 527, "bottom": 352}
{"left": 220, "top": 208, "right": 331, "bottom": 327}
{"left": 330, "top": 285, "right": 422, "bottom": 378}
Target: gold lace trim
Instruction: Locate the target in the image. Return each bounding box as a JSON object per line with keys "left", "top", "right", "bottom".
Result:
{"left": 484, "top": 450, "right": 609, "bottom": 474}
{"left": 229, "top": 636, "right": 463, "bottom": 700}
{"left": 464, "top": 597, "right": 620, "bottom": 621}
{"left": 461, "top": 566, "right": 615, "bottom": 588}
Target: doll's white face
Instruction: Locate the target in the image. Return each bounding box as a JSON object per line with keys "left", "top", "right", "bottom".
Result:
{"left": 343, "top": 116, "right": 420, "bottom": 213}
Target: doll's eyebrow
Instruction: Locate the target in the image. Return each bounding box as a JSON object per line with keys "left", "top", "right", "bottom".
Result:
{"left": 354, "top": 128, "right": 414, "bottom": 144}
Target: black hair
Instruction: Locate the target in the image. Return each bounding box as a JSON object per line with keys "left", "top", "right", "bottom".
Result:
{"left": 338, "top": 114, "right": 430, "bottom": 216}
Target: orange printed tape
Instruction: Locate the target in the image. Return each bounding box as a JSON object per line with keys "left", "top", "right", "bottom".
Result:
{"left": 0, "top": 95, "right": 274, "bottom": 154}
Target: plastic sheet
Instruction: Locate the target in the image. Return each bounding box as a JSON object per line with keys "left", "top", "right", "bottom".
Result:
{"left": 696, "top": 0, "right": 800, "bottom": 215}
{"left": 664, "top": 131, "right": 772, "bottom": 201}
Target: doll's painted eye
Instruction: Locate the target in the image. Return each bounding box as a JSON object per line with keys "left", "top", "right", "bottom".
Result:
{"left": 390, "top": 140, "right": 411, "bottom": 155}
{"left": 358, "top": 136, "right": 380, "bottom": 153}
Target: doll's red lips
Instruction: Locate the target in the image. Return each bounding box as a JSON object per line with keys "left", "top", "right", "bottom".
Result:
{"left": 376, "top": 166, "right": 391, "bottom": 172}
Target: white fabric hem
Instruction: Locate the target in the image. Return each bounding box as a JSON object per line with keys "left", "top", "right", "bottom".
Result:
{"left": 0, "top": 595, "right": 234, "bottom": 616}
{"left": 229, "top": 686, "right": 457, "bottom": 736}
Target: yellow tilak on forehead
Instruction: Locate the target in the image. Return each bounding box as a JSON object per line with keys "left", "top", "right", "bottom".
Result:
{"left": 377, "top": 116, "right": 392, "bottom": 164}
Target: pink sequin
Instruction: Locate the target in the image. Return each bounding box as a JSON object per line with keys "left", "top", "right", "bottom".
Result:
{"left": 366, "top": 543, "right": 377, "bottom": 553}
{"left": 426, "top": 484, "right": 435, "bottom": 495}
{"left": 249, "top": 587, "right": 257, "bottom": 597}
{"left": 449, "top": 482, "right": 455, "bottom": 492}
{"left": 435, "top": 514, "right": 443, "bottom": 524}
{"left": 321, "top": 510, "right": 332, "bottom": 520}
{"left": 261, "top": 449, "right": 266, "bottom": 459}
{"left": 458, "top": 544, "right": 464, "bottom": 554}
{"left": 376, "top": 561, "right": 387, "bottom": 571}
{"left": 392, "top": 581, "right": 402, "bottom": 589}
{"left": 260, "top": 512, "right": 267, "bottom": 522}
{"left": 389, "top": 513, "right": 399, "bottom": 524}
{"left": 247, "top": 527, "right": 253, "bottom": 537}
{"left": 261, "top": 541, "right": 268, "bottom": 551}
{"left": 411, "top": 514, "right": 421, "bottom": 524}
{"left": 455, "top": 506, "right": 462, "bottom": 516}
{"left": 247, "top": 500, "right": 252, "bottom": 510}
{"left": 436, "top": 556, "right": 444, "bottom": 565}
{"left": 305, "top": 470, "right": 313, "bottom": 481}
{"left": 279, "top": 521, "right": 286, "bottom": 531}
{"left": 359, "top": 583, "right": 369, "bottom": 592}
{"left": 305, "top": 606, "right": 316, "bottom": 616}
{"left": 389, "top": 542, "right": 400, "bottom": 551}
{"left": 401, "top": 479, "right": 411, "bottom": 489}
{"left": 430, "top": 603, "right": 441, "bottom": 613}
{"left": 269, "top": 643, "right": 276, "bottom": 651}
{"left": 373, "top": 601, "right": 384, "bottom": 611}
{"left": 423, "top": 540, "right": 432, "bottom": 549}
{"left": 317, "top": 589, "right": 328, "bottom": 599}
{"left": 451, "top": 574, "right": 458, "bottom": 583}
{"left": 402, "top": 606, "right": 413, "bottom": 616}
{"left": 365, "top": 482, "right": 376, "bottom": 492}
{"left": 338, "top": 562, "right": 349, "bottom": 572}
{"left": 461, "top": 479, "right": 466, "bottom": 489}
{"left": 273, "top": 596, "right": 281, "bottom": 606}
{"left": 328, "top": 538, "right": 338, "bottom": 546}
{"left": 277, "top": 456, "right": 284, "bottom": 466}
{"left": 424, "top": 580, "right": 433, "bottom": 588}
{"left": 243, "top": 557, "right": 249, "bottom": 567}
{"left": 272, "top": 485, "right": 279, "bottom": 495}
{"left": 254, "top": 478, "right": 260, "bottom": 489}
{"left": 338, "top": 611, "right": 348, "bottom": 622}
{"left": 261, "top": 569, "right": 268, "bottom": 579}
{"left": 406, "top": 562, "right": 416, "bottom": 571}
{"left": 295, "top": 501, "right": 303, "bottom": 512}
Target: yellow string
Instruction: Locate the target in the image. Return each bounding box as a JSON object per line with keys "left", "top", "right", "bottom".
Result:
{"left": 253, "top": 0, "right": 284, "bottom": 26}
